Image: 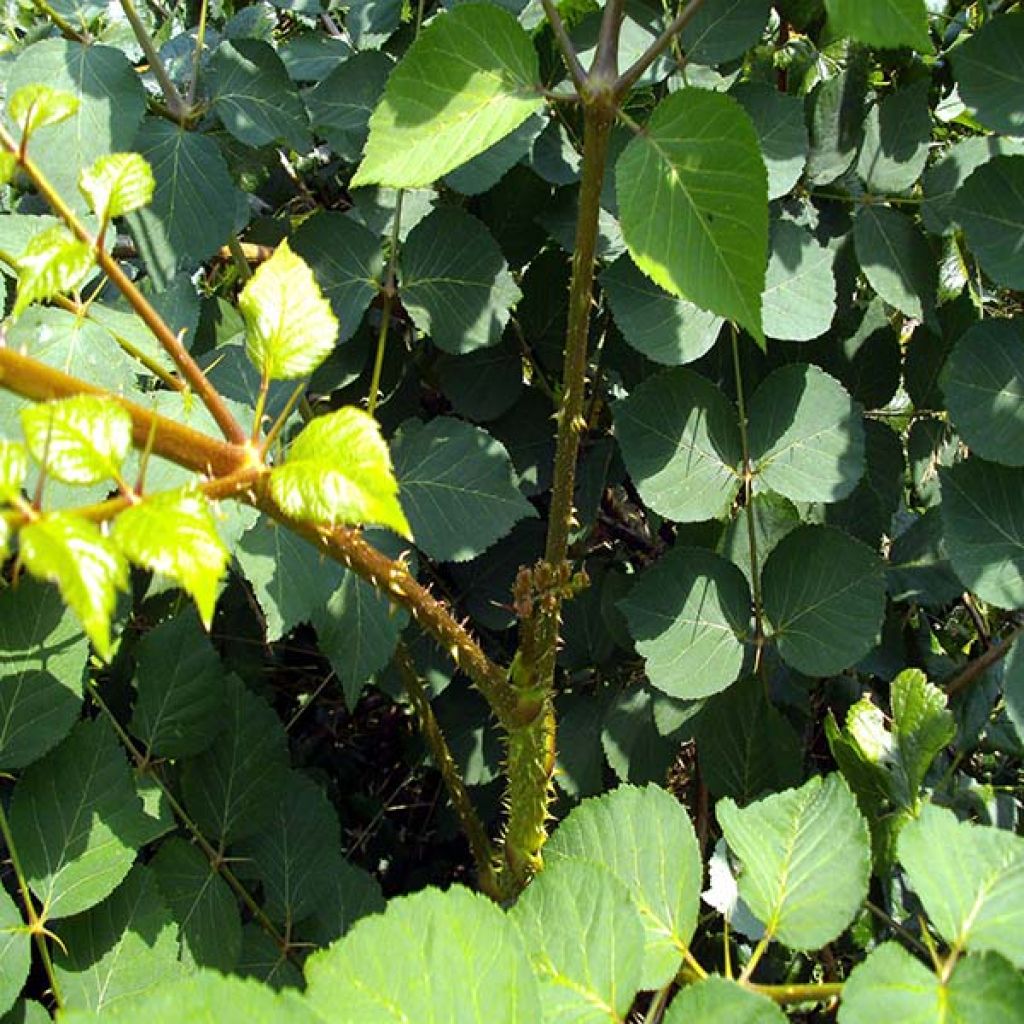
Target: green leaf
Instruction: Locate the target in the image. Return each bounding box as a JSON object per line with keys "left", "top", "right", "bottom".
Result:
{"left": 18, "top": 514, "right": 128, "bottom": 660}
{"left": 295, "top": 859, "right": 384, "bottom": 949}
{"left": 731, "top": 84, "right": 808, "bottom": 201}
{"left": 616, "top": 89, "right": 768, "bottom": 342}
{"left": 6, "top": 84, "right": 79, "bottom": 136}
{"left": 0, "top": 152, "right": 15, "bottom": 187}
{"left": 614, "top": 368, "right": 742, "bottom": 523}
{"left": 941, "top": 319, "right": 1024, "bottom": 467}
{"left": 899, "top": 804, "right": 1024, "bottom": 966}
{"left": 856, "top": 80, "right": 931, "bottom": 193}
{"left": 52, "top": 865, "right": 183, "bottom": 1013}
{"left": 761, "top": 221, "right": 837, "bottom": 342}
{"left": 888, "top": 669, "right": 954, "bottom": 804}
{"left": 126, "top": 119, "right": 242, "bottom": 289}
{"left": 762, "top": 525, "right": 885, "bottom": 677}
{"left": 664, "top": 977, "right": 787, "bottom": 1024}
{"left": 854, "top": 205, "right": 936, "bottom": 323}
{"left": 78, "top": 152, "right": 154, "bottom": 220}
{"left": 399, "top": 207, "right": 520, "bottom": 354}
{"left": 680, "top": 0, "right": 774, "bottom": 65}
{"left": 620, "top": 547, "right": 750, "bottom": 700}
{"left": 20, "top": 395, "right": 131, "bottom": 486}
{"left": 390, "top": 417, "right": 534, "bottom": 562}
{"left": 545, "top": 784, "right": 703, "bottom": 989}
{"left": 695, "top": 675, "right": 803, "bottom": 802}
{"left": 269, "top": 407, "right": 410, "bottom": 537}
{"left": 950, "top": 12, "right": 1024, "bottom": 137}
{"left": 0, "top": 440, "right": 28, "bottom": 503}
{"left": 0, "top": 886, "right": 30, "bottom": 1018}
{"left": 510, "top": 859, "right": 645, "bottom": 1024}
{"left": 748, "top": 364, "right": 864, "bottom": 503}
{"left": 150, "top": 838, "right": 241, "bottom": 972}
{"left": 239, "top": 239, "right": 338, "bottom": 381}
{"left": 180, "top": 675, "right": 289, "bottom": 844}
{"left": 939, "top": 459, "right": 1024, "bottom": 609}
{"left": 824, "top": 0, "right": 931, "bottom": 51}
{"left": 290, "top": 213, "right": 383, "bottom": 344}
{"left": 806, "top": 60, "right": 870, "bottom": 185}
{"left": 13, "top": 226, "right": 94, "bottom": 318}
{"left": 304, "top": 886, "right": 541, "bottom": 1022}
{"left": 921, "top": 136, "right": 1024, "bottom": 235}
{"left": 305, "top": 51, "right": 391, "bottom": 164}
{"left": 210, "top": 40, "right": 310, "bottom": 151}
{"left": 112, "top": 489, "right": 229, "bottom": 628}
{"left": 840, "top": 945, "right": 1024, "bottom": 1024}
{"left": 58, "top": 971, "right": 310, "bottom": 1024}
{"left": 353, "top": 4, "right": 544, "bottom": 188}
{"left": 236, "top": 773, "right": 344, "bottom": 927}
{"left": 949, "top": 155, "right": 1024, "bottom": 290}
{"left": 9, "top": 718, "right": 153, "bottom": 919}
{"left": 0, "top": 579, "right": 87, "bottom": 772}
{"left": 7, "top": 41, "right": 146, "bottom": 212}
{"left": 601, "top": 254, "right": 723, "bottom": 366}
{"left": 718, "top": 774, "right": 870, "bottom": 949}
{"left": 128, "top": 610, "right": 227, "bottom": 758}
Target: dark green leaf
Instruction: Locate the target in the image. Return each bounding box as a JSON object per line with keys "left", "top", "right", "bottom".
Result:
{"left": 856, "top": 80, "right": 931, "bottom": 193}
{"left": 681, "top": 0, "right": 773, "bottom": 64}
{"left": 824, "top": 0, "right": 931, "bottom": 51}
{"left": 0, "top": 887, "right": 29, "bottom": 1018}
{"left": 950, "top": 12, "right": 1024, "bottom": 136}
{"left": 731, "top": 83, "right": 808, "bottom": 201}
{"left": 305, "top": 51, "right": 391, "bottom": 163}
{"left": 761, "top": 221, "right": 837, "bottom": 342}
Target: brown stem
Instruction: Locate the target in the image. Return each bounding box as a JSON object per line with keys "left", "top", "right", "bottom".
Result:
{"left": 0, "top": 125, "right": 248, "bottom": 446}
{"left": 394, "top": 643, "right": 499, "bottom": 899}
{"left": 615, "top": 0, "right": 707, "bottom": 96}
{"left": 944, "top": 623, "right": 1024, "bottom": 699}
{"left": 592, "top": 0, "right": 624, "bottom": 80}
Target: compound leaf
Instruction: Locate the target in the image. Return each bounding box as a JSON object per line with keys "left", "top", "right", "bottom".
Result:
{"left": 718, "top": 774, "right": 870, "bottom": 949}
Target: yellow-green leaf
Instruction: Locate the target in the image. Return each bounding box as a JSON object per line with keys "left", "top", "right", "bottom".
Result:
{"left": 238, "top": 239, "right": 338, "bottom": 381}
{"left": 0, "top": 439, "right": 29, "bottom": 503}
{"left": 13, "top": 225, "right": 94, "bottom": 318}
{"left": 20, "top": 395, "right": 132, "bottom": 485}
{"left": 79, "top": 152, "right": 155, "bottom": 220}
{"left": 7, "top": 84, "right": 80, "bottom": 138}
{"left": 19, "top": 514, "right": 128, "bottom": 660}
{"left": 269, "top": 407, "right": 411, "bottom": 538}
{"left": 112, "top": 490, "right": 229, "bottom": 628}
{"left": 0, "top": 517, "right": 8, "bottom": 562}
{"left": 0, "top": 152, "right": 17, "bottom": 187}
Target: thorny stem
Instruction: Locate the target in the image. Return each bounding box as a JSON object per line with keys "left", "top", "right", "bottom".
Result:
{"left": 615, "top": 0, "right": 708, "bottom": 95}
{"left": 0, "top": 124, "right": 249, "bottom": 446}
{"left": 119, "top": 0, "right": 190, "bottom": 122}
{"left": 394, "top": 643, "right": 500, "bottom": 899}
{"left": 86, "top": 682, "right": 299, "bottom": 962}
{"left": 0, "top": 798, "right": 64, "bottom": 1009}
{"left": 730, "top": 325, "right": 764, "bottom": 667}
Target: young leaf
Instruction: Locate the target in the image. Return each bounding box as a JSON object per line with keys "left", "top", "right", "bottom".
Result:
{"left": 510, "top": 860, "right": 645, "bottom": 1023}
{"left": 939, "top": 459, "right": 1024, "bottom": 609}
{"left": 353, "top": 5, "right": 544, "bottom": 188}
{"left": 239, "top": 239, "right": 339, "bottom": 381}
{"left": 18, "top": 514, "right": 128, "bottom": 660}
{"left": 13, "top": 225, "right": 94, "bottom": 318}
{"left": 269, "top": 407, "right": 410, "bottom": 537}
{"left": 6, "top": 83, "right": 80, "bottom": 137}
{"left": 0, "top": 439, "right": 28, "bottom": 502}
{"left": 949, "top": 12, "right": 1024, "bottom": 137}
{"left": 112, "top": 489, "right": 228, "bottom": 628}
{"left": 824, "top": 0, "right": 931, "bottom": 52}
{"left": 762, "top": 525, "right": 886, "bottom": 676}
{"left": 898, "top": 804, "right": 1024, "bottom": 967}
{"left": 748, "top": 363, "right": 864, "bottom": 504}
{"left": 304, "top": 886, "right": 541, "bottom": 1022}
{"left": 390, "top": 417, "right": 533, "bottom": 562}
{"left": 52, "top": 865, "right": 184, "bottom": 1013}
{"left": 545, "top": 785, "right": 703, "bottom": 989}
{"left": 888, "top": 669, "right": 954, "bottom": 804}
{"left": 664, "top": 976, "right": 787, "bottom": 1024}
{"left": 20, "top": 395, "right": 132, "bottom": 486}
{"left": 0, "top": 578, "right": 87, "bottom": 772}
{"left": 78, "top": 152, "right": 154, "bottom": 220}
{"left": 616, "top": 89, "right": 768, "bottom": 342}
{"left": 8, "top": 718, "right": 154, "bottom": 919}
{"left": 717, "top": 774, "right": 871, "bottom": 949}
{"left": 614, "top": 368, "right": 742, "bottom": 523}
{"left": 620, "top": 547, "right": 751, "bottom": 699}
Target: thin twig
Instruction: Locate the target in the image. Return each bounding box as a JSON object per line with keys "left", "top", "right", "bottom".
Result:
{"left": 615, "top": 0, "right": 707, "bottom": 95}
{"left": 120, "top": 0, "right": 190, "bottom": 122}
{"left": 540, "top": 0, "right": 588, "bottom": 94}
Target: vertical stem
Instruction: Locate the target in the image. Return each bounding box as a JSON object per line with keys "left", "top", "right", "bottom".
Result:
{"left": 227, "top": 233, "right": 252, "bottom": 282}
{"left": 187, "top": 0, "right": 209, "bottom": 107}
{"left": 120, "top": 0, "right": 189, "bottom": 122}
{"left": 394, "top": 643, "right": 499, "bottom": 900}
{"left": 730, "top": 326, "right": 764, "bottom": 665}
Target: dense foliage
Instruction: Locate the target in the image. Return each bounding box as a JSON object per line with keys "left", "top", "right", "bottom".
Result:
{"left": 0, "top": 0, "right": 1023, "bottom": 1020}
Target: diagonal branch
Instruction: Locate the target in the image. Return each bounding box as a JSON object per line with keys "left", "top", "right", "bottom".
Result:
{"left": 615, "top": 0, "right": 707, "bottom": 96}
{"left": 540, "top": 0, "right": 587, "bottom": 94}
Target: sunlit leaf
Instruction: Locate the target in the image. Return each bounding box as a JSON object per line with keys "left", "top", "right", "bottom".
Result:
{"left": 0, "top": 440, "right": 28, "bottom": 502}
{"left": 78, "top": 152, "right": 154, "bottom": 220}
{"left": 6, "top": 83, "right": 79, "bottom": 137}
{"left": 13, "top": 225, "right": 94, "bottom": 318}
